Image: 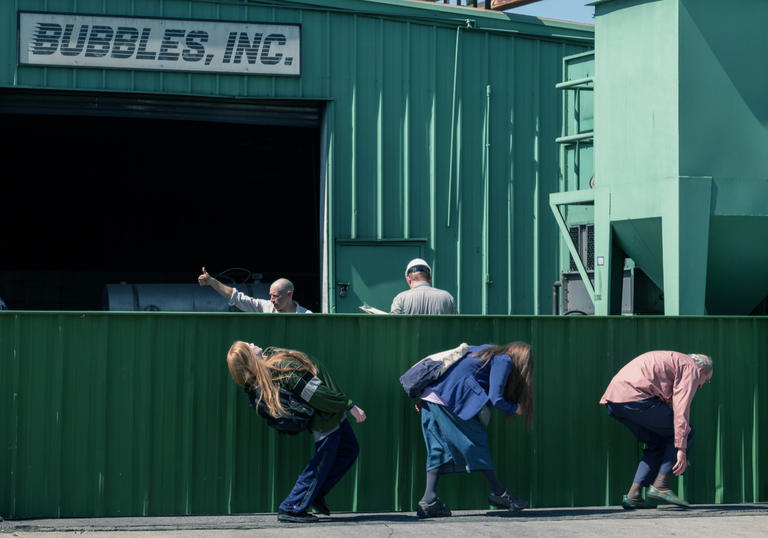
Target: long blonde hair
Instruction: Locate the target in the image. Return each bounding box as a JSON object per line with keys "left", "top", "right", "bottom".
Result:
{"left": 471, "top": 341, "right": 535, "bottom": 428}
{"left": 226, "top": 341, "right": 317, "bottom": 418}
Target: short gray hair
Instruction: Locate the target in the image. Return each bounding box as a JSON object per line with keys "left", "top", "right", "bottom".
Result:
{"left": 271, "top": 278, "right": 294, "bottom": 292}
{"left": 688, "top": 353, "right": 713, "bottom": 374}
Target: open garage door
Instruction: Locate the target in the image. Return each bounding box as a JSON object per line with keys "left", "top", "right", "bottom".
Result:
{"left": 0, "top": 90, "right": 323, "bottom": 312}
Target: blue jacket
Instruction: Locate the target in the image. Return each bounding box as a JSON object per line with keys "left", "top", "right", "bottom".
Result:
{"left": 428, "top": 345, "right": 519, "bottom": 420}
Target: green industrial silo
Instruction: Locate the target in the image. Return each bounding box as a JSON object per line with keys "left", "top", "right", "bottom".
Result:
{"left": 552, "top": 0, "right": 768, "bottom": 315}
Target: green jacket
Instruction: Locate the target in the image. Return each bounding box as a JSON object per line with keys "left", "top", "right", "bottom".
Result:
{"left": 275, "top": 358, "right": 354, "bottom": 434}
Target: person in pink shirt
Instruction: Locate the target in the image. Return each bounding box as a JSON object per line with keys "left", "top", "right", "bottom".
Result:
{"left": 600, "top": 351, "right": 713, "bottom": 509}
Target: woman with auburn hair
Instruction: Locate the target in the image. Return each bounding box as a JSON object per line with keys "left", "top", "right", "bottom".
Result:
{"left": 414, "top": 341, "right": 534, "bottom": 519}
{"left": 226, "top": 341, "right": 367, "bottom": 524}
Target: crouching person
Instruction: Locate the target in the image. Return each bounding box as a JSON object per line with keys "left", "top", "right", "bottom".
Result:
{"left": 600, "top": 350, "right": 713, "bottom": 509}
{"left": 226, "top": 341, "right": 367, "bottom": 523}
{"left": 415, "top": 342, "right": 534, "bottom": 518}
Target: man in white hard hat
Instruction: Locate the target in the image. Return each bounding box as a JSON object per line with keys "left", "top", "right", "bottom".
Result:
{"left": 390, "top": 258, "right": 456, "bottom": 314}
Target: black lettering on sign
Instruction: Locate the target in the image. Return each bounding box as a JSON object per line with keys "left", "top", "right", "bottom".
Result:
{"left": 136, "top": 27, "right": 157, "bottom": 60}
{"left": 60, "top": 24, "right": 88, "bottom": 56}
{"left": 158, "top": 29, "right": 186, "bottom": 61}
{"left": 260, "top": 33, "right": 285, "bottom": 66}
{"left": 222, "top": 31, "right": 237, "bottom": 64}
{"left": 112, "top": 27, "right": 139, "bottom": 59}
{"left": 85, "top": 25, "right": 113, "bottom": 58}
{"left": 182, "top": 30, "right": 208, "bottom": 62}
{"left": 233, "top": 32, "right": 262, "bottom": 64}
{"left": 32, "top": 23, "right": 61, "bottom": 55}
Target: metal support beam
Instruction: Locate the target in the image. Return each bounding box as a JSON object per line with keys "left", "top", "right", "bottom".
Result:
{"left": 549, "top": 190, "right": 596, "bottom": 304}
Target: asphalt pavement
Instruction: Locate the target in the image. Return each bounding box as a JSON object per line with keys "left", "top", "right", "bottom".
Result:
{"left": 2, "top": 503, "right": 768, "bottom": 537}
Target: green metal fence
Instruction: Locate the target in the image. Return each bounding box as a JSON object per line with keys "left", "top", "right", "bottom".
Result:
{"left": 1, "top": 312, "right": 766, "bottom": 518}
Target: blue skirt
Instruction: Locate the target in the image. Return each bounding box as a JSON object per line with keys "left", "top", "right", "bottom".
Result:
{"left": 420, "top": 400, "right": 494, "bottom": 473}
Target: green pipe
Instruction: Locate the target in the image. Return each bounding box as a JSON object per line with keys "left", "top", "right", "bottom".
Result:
{"left": 482, "top": 84, "right": 491, "bottom": 314}
{"left": 429, "top": 26, "right": 437, "bottom": 250}
{"left": 403, "top": 22, "right": 411, "bottom": 239}
{"left": 446, "top": 25, "right": 462, "bottom": 228}
{"left": 556, "top": 131, "right": 594, "bottom": 144}
{"left": 376, "top": 18, "right": 384, "bottom": 240}
{"left": 555, "top": 76, "right": 594, "bottom": 90}
{"left": 532, "top": 40, "right": 541, "bottom": 314}
{"left": 350, "top": 15, "right": 358, "bottom": 239}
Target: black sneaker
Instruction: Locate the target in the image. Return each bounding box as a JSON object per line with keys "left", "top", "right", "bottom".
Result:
{"left": 312, "top": 496, "right": 331, "bottom": 516}
{"left": 416, "top": 497, "right": 452, "bottom": 519}
{"left": 277, "top": 509, "right": 319, "bottom": 523}
{"left": 488, "top": 490, "right": 529, "bottom": 511}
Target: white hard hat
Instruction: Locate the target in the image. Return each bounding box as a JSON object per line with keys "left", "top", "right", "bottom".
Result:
{"left": 405, "top": 258, "right": 431, "bottom": 278}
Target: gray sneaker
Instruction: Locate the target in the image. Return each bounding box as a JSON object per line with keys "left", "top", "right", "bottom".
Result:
{"left": 277, "top": 510, "right": 319, "bottom": 523}
{"left": 488, "top": 490, "right": 529, "bottom": 511}
{"left": 416, "top": 497, "right": 452, "bottom": 519}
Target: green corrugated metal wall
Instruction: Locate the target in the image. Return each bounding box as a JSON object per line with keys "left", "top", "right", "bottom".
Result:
{"left": 1, "top": 312, "right": 766, "bottom": 518}
{"left": 0, "top": 0, "right": 593, "bottom": 314}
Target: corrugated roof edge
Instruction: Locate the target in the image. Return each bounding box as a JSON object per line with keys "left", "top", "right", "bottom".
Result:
{"left": 246, "top": 0, "right": 593, "bottom": 40}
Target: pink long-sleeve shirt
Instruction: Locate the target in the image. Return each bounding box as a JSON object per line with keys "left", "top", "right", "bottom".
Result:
{"left": 600, "top": 350, "right": 704, "bottom": 450}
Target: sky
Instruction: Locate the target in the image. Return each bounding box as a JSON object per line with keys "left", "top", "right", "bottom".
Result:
{"left": 503, "top": 0, "right": 595, "bottom": 24}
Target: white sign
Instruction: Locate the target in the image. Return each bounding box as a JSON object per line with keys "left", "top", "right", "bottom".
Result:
{"left": 19, "top": 12, "right": 300, "bottom": 76}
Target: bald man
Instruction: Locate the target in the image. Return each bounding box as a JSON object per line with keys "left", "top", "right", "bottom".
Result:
{"left": 198, "top": 267, "right": 312, "bottom": 313}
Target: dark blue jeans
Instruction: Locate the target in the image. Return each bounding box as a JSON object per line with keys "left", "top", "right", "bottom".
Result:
{"left": 606, "top": 398, "right": 695, "bottom": 486}
{"left": 279, "top": 418, "right": 359, "bottom": 514}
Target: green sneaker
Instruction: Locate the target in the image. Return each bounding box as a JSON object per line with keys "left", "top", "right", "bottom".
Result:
{"left": 647, "top": 486, "right": 689, "bottom": 507}
{"left": 621, "top": 495, "right": 657, "bottom": 510}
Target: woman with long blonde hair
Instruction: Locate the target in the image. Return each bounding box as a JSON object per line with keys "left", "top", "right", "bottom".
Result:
{"left": 226, "top": 341, "right": 366, "bottom": 524}
{"left": 414, "top": 341, "right": 534, "bottom": 519}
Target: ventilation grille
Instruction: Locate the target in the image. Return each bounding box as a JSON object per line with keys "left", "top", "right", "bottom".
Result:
{"left": 568, "top": 224, "right": 594, "bottom": 271}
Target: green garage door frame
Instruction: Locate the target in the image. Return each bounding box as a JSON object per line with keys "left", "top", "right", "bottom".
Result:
{"left": 1, "top": 312, "right": 765, "bottom": 518}
{"left": 0, "top": 89, "right": 324, "bottom": 127}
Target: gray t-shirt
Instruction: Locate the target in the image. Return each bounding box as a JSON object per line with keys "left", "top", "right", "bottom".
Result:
{"left": 390, "top": 282, "right": 456, "bottom": 314}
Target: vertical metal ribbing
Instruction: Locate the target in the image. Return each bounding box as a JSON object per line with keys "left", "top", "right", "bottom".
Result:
{"left": 455, "top": 68, "right": 463, "bottom": 312}
{"left": 482, "top": 73, "right": 491, "bottom": 315}
{"left": 446, "top": 25, "right": 463, "bottom": 310}
{"left": 322, "top": 105, "right": 334, "bottom": 312}
{"left": 752, "top": 319, "right": 760, "bottom": 502}
{"left": 559, "top": 43, "right": 567, "bottom": 191}
{"left": 322, "top": 12, "right": 333, "bottom": 312}
{"left": 429, "top": 25, "right": 437, "bottom": 254}
{"left": 8, "top": 314, "right": 20, "bottom": 517}
{"left": 350, "top": 15, "right": 358, "bottom": 239}
{"left": 52, "top": 317, "right": 64, "bottom": 517}
{"left": 446, "top": 25, "right": 461, "bottom": 228}
{"left": 532, "top": 40, "right": 541, "bottom": 314}
{"left": 224, "top": 365, "right": 236, "bottom": 513}
{"left": 574, "top": 82, "right": 581, "bottom": 189}
{"left": 714, "top": 405, "right": 724, "bottom": 503}
{"left": 507, "top": 37, "right": 516, "bottom": 314}
{"left": 376, "top": 18, "right": 384, "bottom": 239}
{"left": 403, "top": 22, "right": 411, "bottom": 239}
